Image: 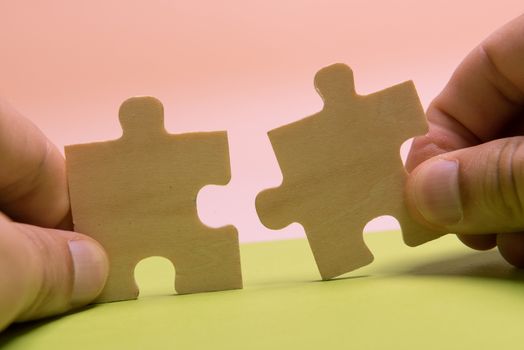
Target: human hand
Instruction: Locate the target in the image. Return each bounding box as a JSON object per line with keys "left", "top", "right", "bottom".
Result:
{"left": 406, "top": 15, "right": 524, "bottom": 267}
{"left": 0, "top": 100, "right": 108, "bottom": 331}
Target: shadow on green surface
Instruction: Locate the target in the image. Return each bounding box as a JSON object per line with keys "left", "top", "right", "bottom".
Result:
{"left": 313, "top": 274, "right": 370, "bottom": 283}
{"left": 0, "top": 318, "right": 54, "bottom": 347}
{"left": 0, "top": 304, "right": 97, "bottom": 347}
{"left": 407, "top": 250, "right": 524, "bottom": 281}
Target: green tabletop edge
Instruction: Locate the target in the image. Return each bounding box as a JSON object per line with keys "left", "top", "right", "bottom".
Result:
{"left": 2, "top": 230, "right": 523, "bottom": 350}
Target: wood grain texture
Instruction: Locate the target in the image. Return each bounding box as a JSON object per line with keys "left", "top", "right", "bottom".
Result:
{"left": 65, "top": 96, "right": 242, "bottom": 302}
{"left": 256, "top": 63, "right": 445, "bottom": 280}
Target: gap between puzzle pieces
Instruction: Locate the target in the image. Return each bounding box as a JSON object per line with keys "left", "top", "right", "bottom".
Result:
{"left": 65, "top": 63, "right": 446, "bottom": 302}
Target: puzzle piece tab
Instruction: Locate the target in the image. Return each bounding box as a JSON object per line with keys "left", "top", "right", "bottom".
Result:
{"left": 256, "top": 64, "right": 445, "bottom": 280}
{"left": 66, "top": 97, "right": 242, "bottom": 302}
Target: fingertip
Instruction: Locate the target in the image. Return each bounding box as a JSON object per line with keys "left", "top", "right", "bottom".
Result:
{"left": 407, "top": 158, "right": 463, "bottom": 227}
{"left": 405, "top": 135, "right": 438, "bottom": 172}
{"left": 497, "top": 233, "right": 524, "bottom": 268}
{"left": 11, "top": 225, "right": 109, "bottom": 322}
{"left": 55, "top": 210, "right": 74, "bottom": 231}
{"left": 68, "top": 238, "right": 109, "bottom": 307}
{"left": 457, "top": 234, "right": 497, "bottom": 251}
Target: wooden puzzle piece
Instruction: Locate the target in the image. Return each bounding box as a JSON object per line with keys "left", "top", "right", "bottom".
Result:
{"left": 65, "top": 96, "right": 242, "bottom": 302}
{"left": 256, "top": 63, "right": 446, "bottom": 280}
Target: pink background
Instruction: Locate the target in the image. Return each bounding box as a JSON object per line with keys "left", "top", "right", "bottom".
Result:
{"left": 0, "top": 1, "right": 522, "bottom": 242}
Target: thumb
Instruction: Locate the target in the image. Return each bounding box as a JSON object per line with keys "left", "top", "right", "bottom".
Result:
{"left": 406, "top": 137, "right": 524, "bottom": 234}
{"left": 0, "top": 214, "right": 108, "bottom": 328}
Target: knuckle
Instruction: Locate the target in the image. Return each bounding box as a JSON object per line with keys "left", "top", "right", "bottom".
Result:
{"left": 489, "top": 138, "right": 524, "bottom": 224}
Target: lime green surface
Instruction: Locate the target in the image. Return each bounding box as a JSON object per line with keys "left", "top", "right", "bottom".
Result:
{"left": 2, "top": 231, "right": 524, "bottom": 349}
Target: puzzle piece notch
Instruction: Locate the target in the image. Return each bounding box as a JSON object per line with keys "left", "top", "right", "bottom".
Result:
{"left": 256, "top": 63, "right": 446, "bottom": 280}
{"left": 66, "top": 96, "right": 243, "bottom": 302}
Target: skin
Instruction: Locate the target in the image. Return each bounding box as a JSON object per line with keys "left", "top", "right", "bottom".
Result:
{"left": 0, "top": 100, "right": 108, "bottom": 331}
{"left": 1, "top": 13, "right": 523, "bottom": 332}
{"left": 406, "top": 14, "right": 524, "bottom": 267}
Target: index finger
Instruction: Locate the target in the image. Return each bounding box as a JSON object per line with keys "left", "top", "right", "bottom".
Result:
{"left": 0, "top": 99, "right": 71, "bottom": 229}
{"left": 406, "top": 14, "right": 524, "bottom": 171}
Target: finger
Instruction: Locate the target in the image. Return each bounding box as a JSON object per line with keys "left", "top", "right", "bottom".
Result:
{"left": 457, "top": 234, "right": 497, "bottom": 251}
{"left": 0, "top": 214, "right": 108, "bottom": 330}
{"left": 0, "top": 99, "right": 70, "bottom": 229}
{"left": 497, "top": 232, "right": 524, "bottom": 268}
{"left": 406, "top": 137, "right": 524, "bottom": 234}
{"left": 406, "top": 14, "right": 524, "bottom": 171}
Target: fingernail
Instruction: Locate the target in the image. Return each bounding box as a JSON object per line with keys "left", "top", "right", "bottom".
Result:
{"left": 412, "top": 159, "right": 463, "bottom": 226}
{"left": 68, "top": 239, "right": 109, "bottom": 306}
